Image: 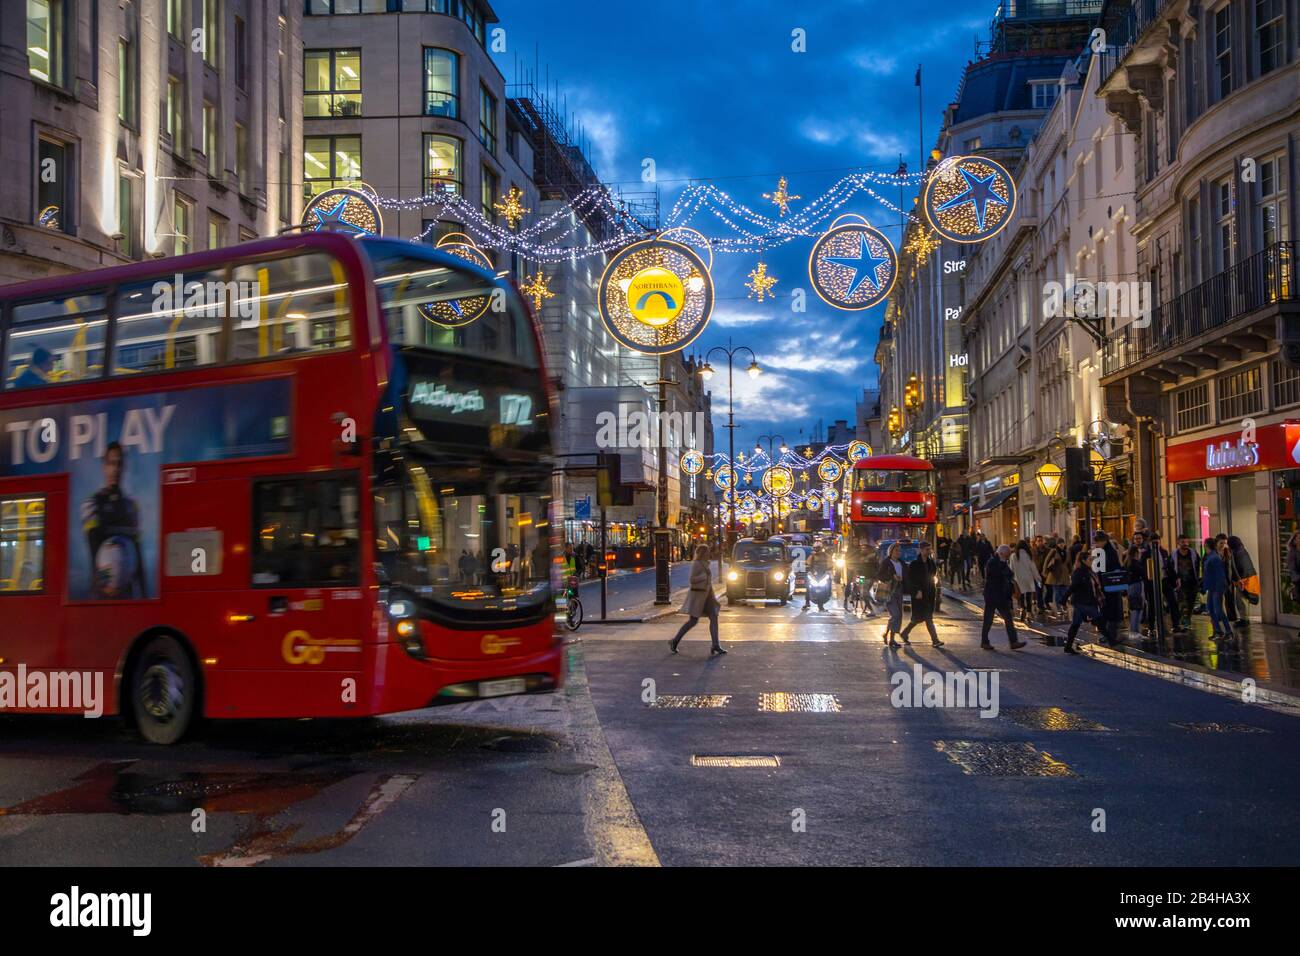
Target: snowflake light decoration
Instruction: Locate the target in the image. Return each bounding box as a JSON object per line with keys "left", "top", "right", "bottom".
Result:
{"left": 762, "top": 176, "right": 801, "bottom": 216}
{"left": 493, "top": 186, "right": 531, "bottom": 229}
{"left": 746, "top": 260, "right": 778, "bottom": 301}
{"left": 520, "top": 270, "right": 554, "bottom": 311}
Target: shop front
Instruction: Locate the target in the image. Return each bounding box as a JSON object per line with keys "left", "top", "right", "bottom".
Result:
{"left": 972, "top": 473, "right": 1020, "bottom": 544}
{"left": 1165, "top": 420, "right": 1300, "bottom": 626}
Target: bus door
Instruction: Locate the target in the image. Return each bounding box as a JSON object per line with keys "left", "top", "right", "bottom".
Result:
{"left": 0, "top": 478, "right": 65, "bottom": 674}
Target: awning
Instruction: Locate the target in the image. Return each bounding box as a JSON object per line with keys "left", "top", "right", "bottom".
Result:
{"left": 949, "top": 501, "right": 971, "bottom": 517}
{"left": 974, "top": 486, "right": 1018, "bottom": 514}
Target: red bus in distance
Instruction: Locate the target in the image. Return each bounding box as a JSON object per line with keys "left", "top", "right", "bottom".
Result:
{"left": 0, "top": 233, "right": 562, "bottom": 742}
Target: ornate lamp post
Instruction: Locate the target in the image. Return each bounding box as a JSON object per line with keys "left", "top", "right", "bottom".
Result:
{"left": 700, "top": 341, "right": 761, "bottom": 570}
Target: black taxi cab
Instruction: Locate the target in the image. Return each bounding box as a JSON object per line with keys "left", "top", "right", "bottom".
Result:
{"left": 725, "top": 534, "right": 791, "bottom": 605}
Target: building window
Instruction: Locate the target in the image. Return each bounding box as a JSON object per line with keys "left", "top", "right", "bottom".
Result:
{"left": 203, "top": 102, "right": 219, "bottom": 176}
{"left": 305, "top": 49, "right": 361, "bottom": 118}
{"left": 235, "top": 123, "right": 248, "bottom": 193}
{"left": 479, "top": 86, "right": 497, "bottom": 155}
{"left": 35, "top": 136, "right": 72, "bottom": 234}
{"left": 1188, "top": 194, "right": 1202, "bottom": 286}
{"left": 304, "top": 135, "right": 361, "bottom": 197}
{"left": 423, "top": 48, "right": 458, "bottom": 118}
{"left": 173, "top": 193, "right": 193, "bottom": 255}
{"left": 1030, "top": 81, "right": 1057, "bottom": 110}
{"left": 278, "top": 126, "right": 291, "bottom": 222}
{"left": 1213, "top": 177, "right": 1234, "bottom": 271}
{"left": 1214, "top": 5, "right": 1232, "bottom": 100}
{"left": 1217, "top": 365, "right": 1263, "bottom": 422}
{"left": 118, "top": 36, "right": 137, "bottom": 127}
{"left": 1173, "top": 382, "right": 1211, "bottom": 432}
{"left": 167, "top": 77, "right": 184, "bottom": 147}
{"left": 1258, "top": 154, "right": 1289, "bottom": 248}
{"left": 234, "top": 16, "right": 247, "bottom": 88}
{"left": 421, "top": 219, "right": 463, "bottom": 246}
{"left": 0, "top": 497, "right": 45, "bottom": 594}
{"left": 423, "top": 134, "right": 461, "bottom": 195}
{"left": 117, "top": 171, "right": 137, "bottom": 258}
{"left": 1273, "top": 359, "right": 1300, "bottom": 408}
{"left": 1255, "top": 0, "right": 1283, "bottom": 76}
{"left": 27, "top": 0, "right": 63, "bottom": 86}
{"left": 202, "top": 0, "right": 220, "bottom": 68}
{"left": 208, "top": 211, "right": 226, "bottom": 249}
{"left": 167, "top": 0, "right": 183, "bottom": 38}
{"left": 481, "top": 165, "right": 498, "bottom": 223}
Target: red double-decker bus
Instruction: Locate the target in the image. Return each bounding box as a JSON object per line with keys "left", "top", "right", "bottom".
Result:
{"left": 0, "top": 233, "right": 561, "bottom": 742}
{"left": 847, "top": 454, "right": 937, "bottom": 555}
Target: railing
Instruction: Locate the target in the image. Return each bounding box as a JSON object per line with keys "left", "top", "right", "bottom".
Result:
{"left": 1102, "top": 241, "right": 1296, "bottom": 378}
{"left": 1098, "top": 0, "right": 1175, "bottom": 88}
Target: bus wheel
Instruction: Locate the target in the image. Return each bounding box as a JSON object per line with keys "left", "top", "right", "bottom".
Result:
{"left": 131, "top": 636, "right": 196, "bottom": 745}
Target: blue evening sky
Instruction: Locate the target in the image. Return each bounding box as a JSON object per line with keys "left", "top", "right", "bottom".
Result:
{"left": 492, "top": 0, "right": 992, "bottom": 452}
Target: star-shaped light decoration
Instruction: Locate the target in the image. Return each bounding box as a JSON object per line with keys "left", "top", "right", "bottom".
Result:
{"left": 520, "top": 270, "right": 554, "bottom": 311}
{"left": 762, "top": 176, "right": 801, "bottom": 216}
{"left": 826, "top": 235, "right": 889, "bottom": 297}
{"left": 903, "top": 228, "right": 942, "bottom": 267}
{"left": 493, "top": 186, "right": 531, "bottom": 229}
{"left": 804, "top": 447, "right": 814, "bottom": 457}
{"left": 746, "top": 260, "right": 778, "bottom": 301}
{"left": 311, "top": 196, "right": 370, "bottom": 235}
{"left": 934, "top": 167, "right": 1009, "bottom": 232}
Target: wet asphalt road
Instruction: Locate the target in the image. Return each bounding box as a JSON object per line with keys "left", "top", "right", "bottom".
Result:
{"left": 1, "top": 587, "right": 1297, "bottom": 866}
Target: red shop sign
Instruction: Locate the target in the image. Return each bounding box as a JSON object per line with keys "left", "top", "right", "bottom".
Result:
{"left": 1166, "top": 421, "right": 1300, "bottom": 482}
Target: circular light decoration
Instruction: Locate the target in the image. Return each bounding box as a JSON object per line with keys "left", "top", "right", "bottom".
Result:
{"left": 415, "top": 232, "right": 494, "bottom": 328}
{"left": 817, "top": 458, "right": 843, "bottom": 483}
{"left": 847, "top": 440, "right": 872, "bottom": 462}
{"left": 824, "top": 487, "right": 840, "bottom": 504}
{"left": 740, "top": 496, "right": 757, "bottom": 513}
{"left": 806, "top": 493, "right": 823, "bottom": 511}
{"left": 763, "top": 465, "right": 795, "bottom": 498}
{"left": 807, "top": 214, "right": 898, "bottom": 311}
{"left": 302, "top": 184, "right": 383, "bottom": 237}
{"left": 922, "top": 154, "right": 1016, "bottom": 244}
{"left": 598, "top": 234, "right": 714, "bottom": 355}
{"left": 713, "top": 465, "right": 735, "bottom": 491}
{"left": 680, "top": 449, "right": 704, "bottom": 476}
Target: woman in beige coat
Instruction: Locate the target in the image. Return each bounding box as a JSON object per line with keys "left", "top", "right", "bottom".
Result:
{"left": 670, "top": 545, "right": 725, "bottom": 655}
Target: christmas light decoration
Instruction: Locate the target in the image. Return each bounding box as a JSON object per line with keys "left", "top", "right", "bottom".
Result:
{"left": 493, "top": 186, "right": 531, "bottom": 229}
{"left": 520, "top": 270, "right": 554, "bottom": 312}
{"left": 302, "top": 184, "right": 383, "bottom": 236}
{"left": 808, "top": 215, "right": 898, "bottom": 311}
{"left": 745, "top": 260, "right": 778, "bottom": 301}
{"left": 903, "top": 228, "right": 942, "bottom": 266}
{"left": 598, "top": 236, "right": 714, "bottom": 355}
{"left": 922, "top": 154, "right": 1015, "bottom": 244}
{"left": 761, "top": 176, "right": 801, "bottom": 216}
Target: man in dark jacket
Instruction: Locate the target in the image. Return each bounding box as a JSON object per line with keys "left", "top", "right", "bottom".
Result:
{"left": 1173, "top": 535, "right": 1201, "bottom": 630}
{"left": 975, "top": 533, "right": 995, "bottom": 581}
{"left": 1093, "top": 530, "right": 1124, "bottom": 645}
{"left": 900, "top": 541, "right": 944, "bottom": 647}
{"left": 956, "top": 532, "right": 975, "bottom": 588}
{"left": 981, "top": 544, "right": 1027, "bottom": 650}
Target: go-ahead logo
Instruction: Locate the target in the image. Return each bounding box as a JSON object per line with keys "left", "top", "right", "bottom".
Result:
{"left": 626, "top": 267, "right": 684, "bottom": 327}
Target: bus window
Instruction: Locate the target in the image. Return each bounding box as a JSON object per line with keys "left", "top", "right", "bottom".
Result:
{"left": 252, "top": 476, "right": 360, "bottom": 587}
{"left": 0, "top": 496, "right": 45, "bottom": 593}
{"left": 5, "top": 294, "right": 108, "bottom": 388}
{"left": 854, "top": 470, "right": 935, "bottom": 493}
{"left": 113, "top": 272, "right": 228, "bottom": 374}
{"left": 229, "top": 252, "right": 352, "bottom": 362}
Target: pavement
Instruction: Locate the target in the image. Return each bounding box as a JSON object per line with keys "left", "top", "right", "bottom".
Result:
{"left": 2, "top": 578, "right": 1297, "bottom": 866}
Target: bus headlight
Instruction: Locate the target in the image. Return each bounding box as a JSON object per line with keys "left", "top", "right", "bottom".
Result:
{"left": 388, "top": 599, "right": 415, "bottom": 619}
{"left": 727, "top": 570, "right": 739, "bottom": 582}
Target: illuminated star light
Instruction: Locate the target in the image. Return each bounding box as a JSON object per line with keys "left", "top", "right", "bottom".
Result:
{"left": 825, "top": 235, "right": 889, "bottom": 297}
{"left": 762, "top": 176, "right": 802, "bottom": 216}
{"left": 934, "top": 167, "right": 1009, "bottom": 232}
{"left": 493, "top": 186, "right": 532, "bottom": 229}
{"left": 903, "top": 228, "right": 942, "bottom": 266}
{"left": 746, "top": 260, "right": 779, "bottom": 301}
{"left": 520, "top": 270, "right": 554, "bottom": 311}
{"left": 311, "top": 196, "right": 370, "bottom": 235}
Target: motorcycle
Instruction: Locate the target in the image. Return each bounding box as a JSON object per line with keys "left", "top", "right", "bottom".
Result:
{"left": 808, "top": 572, "right": 833, "bottom": 612}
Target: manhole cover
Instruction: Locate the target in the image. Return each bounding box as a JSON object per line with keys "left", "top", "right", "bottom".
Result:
{"left": 1002, "top": 707, "right": 1111, "bottom": 731}
{"left": 758, "top": 693, "right": 841, "bottom": 713}
{"left": 480, "top": 735, "right": 561, "bottom": 754}
{"left": 690, "top": 755, "right": 781, "bottom": 768}
{"left": 650, "top": 694, "right": 732, "bottom": 709}
{"left": 1173, "top": 722, "right": 1269, "bottom": 733}
{"left": 933, "top": 740, "right": 1076, "bottom": 776}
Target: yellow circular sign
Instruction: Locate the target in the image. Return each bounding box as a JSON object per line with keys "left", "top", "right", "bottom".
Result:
{"left": 626, "top": 267, "right": 685, "bottom": 327}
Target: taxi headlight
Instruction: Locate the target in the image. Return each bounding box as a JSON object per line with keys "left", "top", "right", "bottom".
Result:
{"left": 772, "top": 570, "right": 785, "bottom": 581}
{"left": 834, "top": 556, "right": 845, "bottom": 568}
{"left": 727, "top": 570, "right": 739, "bottom": 581}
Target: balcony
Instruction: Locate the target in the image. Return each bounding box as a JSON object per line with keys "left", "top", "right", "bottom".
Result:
{"left": 1097, "top": 0, "right": 1176, "bottom": 89}
{"left": 1102, "top": 241, "right": 1297, "bottom": 382}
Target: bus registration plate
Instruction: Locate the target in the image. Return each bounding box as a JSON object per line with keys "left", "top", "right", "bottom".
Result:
{"left": 479, "top": 678, "right": 526, "bottom": 698}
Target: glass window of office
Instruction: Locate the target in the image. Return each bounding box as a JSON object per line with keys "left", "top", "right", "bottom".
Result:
{"left": 304, "top": 135, "right": 361, "bottom": 197}
{"left": 173, "top": 193, "right": 192, "bottom": 255}
{"left": 202, "top": 0, "right": 220, "bottom": 67}
{"left": 423, "top": 48, "right": 458, "bottom": 118}
{"left": 1214, "top": 5, "right": 1232, "bottom": 99}
{"left": 118, "top": 37, "right": 137, "bottom": 126}
{"left": 1255, "top": 0, "right": 1284, "bottom": 76}
{"left": 305, "top": 49, "right": 361, "bottom": 118}
{"left": 1259, "top": 153, "right": 1289, "bottom": 249}
{"left": 35, "top": 137, "right": 72, "bottom": 234}
{"left": 117, "top": 171, "right": 136, "bottom": 258}
{"left": 423, "top": 134, "right": 461, "bottom": 195}
{"left": 481, "top": 165, "right": 498, "bottom": 223}
{"left": 27, "top": 0, "right": 63, "bottom": 86}
{"left": 479, "top": 86, "right": 497, "bottom": 155}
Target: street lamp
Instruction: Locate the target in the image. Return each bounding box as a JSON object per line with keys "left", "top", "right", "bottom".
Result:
{"left": 1035, "top": 462, "right": 1064, "bottom": 497}
{"left": 755, "top": 433, "right": 788, "bottom": 532}
{"left": 701, "top": 340, "right": 761, "bottom": 570}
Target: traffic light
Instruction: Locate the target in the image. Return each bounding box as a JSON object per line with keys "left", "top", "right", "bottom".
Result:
{"left": 1064, "top": 447, "right": 1105, "bottom": 502}
{"left": 596, "top": 453, "right": 634, "bottom": 507}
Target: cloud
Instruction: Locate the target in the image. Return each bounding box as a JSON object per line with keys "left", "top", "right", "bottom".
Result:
{"left": 725, "top": 369, "right": 813, "bottom": 423}
{"left": 572, "top": 108, "right": 621, "bottom": 179}
{"left": 798, "top": 117, "right": 907, "bottom": 159}
{"left": 710, "top": 304, "right": 773, "bottom": 328}
{"left": 850, "top": 51, "right": 898, "bottom": 76}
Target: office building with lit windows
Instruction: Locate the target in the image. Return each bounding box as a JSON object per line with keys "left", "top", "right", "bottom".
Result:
{"left": 0, "top": 0, "right": 302, "bottom": 285}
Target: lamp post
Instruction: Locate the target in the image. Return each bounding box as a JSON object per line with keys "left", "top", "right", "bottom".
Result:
{"left": 700, "top": 341, "right": 761, "bottom": 567}
{"left": 755, "top": 433, "right": 788, "bottom": 533}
